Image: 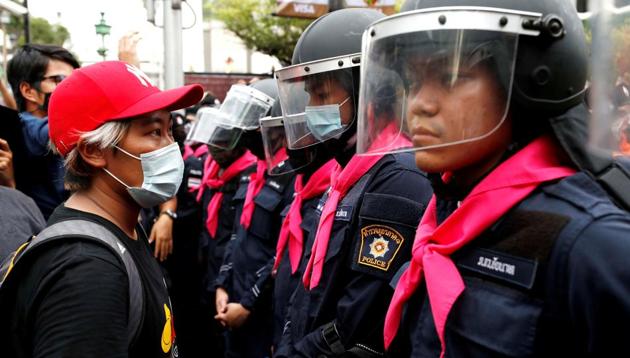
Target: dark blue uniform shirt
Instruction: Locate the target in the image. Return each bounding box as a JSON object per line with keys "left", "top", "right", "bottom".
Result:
{"left": 272, "top": 195, "right": 322, "bottom": 347}
{"left": 276, "top": 152, "right": 433, "bottom": 357}
{"left": 216, "top": 165, "right": 296, "bottom": 357}
{"left": 390, "top": 172, "right": 630, "bottom": 357}
{"left": 201, "top": 161, "right": 256, "bottom": 298}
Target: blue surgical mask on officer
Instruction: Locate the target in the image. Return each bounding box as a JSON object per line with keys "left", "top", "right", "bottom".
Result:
{"left": 103, "top": 142, "right": 184, "bottom": 208}
{"left": 305, "top": 96, "right": 351, "bottom": 141}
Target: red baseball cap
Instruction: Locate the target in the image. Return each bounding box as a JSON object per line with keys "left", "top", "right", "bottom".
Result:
{"left": 48, "top": 60, "right": 204, "bottom": 157}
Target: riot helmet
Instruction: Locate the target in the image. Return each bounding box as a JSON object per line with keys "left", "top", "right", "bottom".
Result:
{"left": 261, "top": 99, "right": 332, "bottom": 176}
{"left": 238, "top": 78, "right": 280, "bottom": 160}
{"left": 356, "top": 0, "right": 589, "bottom": 156}
{"left": 275, "top": 8, "right": 385, "bottom": 150}
{"left": 187, "top": 107, "right": 241, "bottom": 150}
{"left": 195, "top": 78, "right": 276, "bottom": 154}
{"left": 260, "top": 99, "right": 294, "bottom": 174}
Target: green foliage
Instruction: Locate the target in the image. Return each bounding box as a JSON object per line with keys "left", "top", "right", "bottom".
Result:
{"left": 204, "top": 0, "right": 312, "bottom": 65}
{"left": 7, "top": 15, "right": 70, "bottom": 47}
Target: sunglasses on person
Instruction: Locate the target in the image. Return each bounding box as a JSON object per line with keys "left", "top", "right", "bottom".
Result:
{"left": 40, "top": 74, "right": 68, "bottom": 85}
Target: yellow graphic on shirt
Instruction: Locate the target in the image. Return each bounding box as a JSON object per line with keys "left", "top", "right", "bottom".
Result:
{"left": 161, "top": 304, "right": 174, "bottom": 353}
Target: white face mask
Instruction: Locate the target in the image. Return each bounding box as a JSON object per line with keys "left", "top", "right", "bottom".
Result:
{"left": 103, "top": 142, "right": 184, "bottom": 208}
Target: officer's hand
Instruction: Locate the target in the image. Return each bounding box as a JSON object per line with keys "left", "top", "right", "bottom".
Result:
{"left": 219, "top": 303, "right": 250, "bottom": 329}
{"left": 0, "top": 138, "right": 16, "bottom": 188}
{"left": 215, "top": 287, "right": 229, "bottom": 316}
{"left": 149, "top": 215, "right": 173, "bottom": 262}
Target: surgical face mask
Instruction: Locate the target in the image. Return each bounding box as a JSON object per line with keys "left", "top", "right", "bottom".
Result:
{"left": 34, "top": 91, "right": 53, "bottom": 113}
{"left": 103, "top": 142, "right": 184, "bottom": 208}
{"left": 305, "top": 96, "right": 350, "bottom": 141}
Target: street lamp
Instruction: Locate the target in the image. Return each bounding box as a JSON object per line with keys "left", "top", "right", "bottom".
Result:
{"left": 94, "top": 12, "right": 111, "bottom": 61}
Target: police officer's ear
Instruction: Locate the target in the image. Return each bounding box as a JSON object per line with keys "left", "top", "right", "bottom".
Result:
{"left": 19, "top": 81, "right": 40, "bottom": 103}
{"left": 76, "top": 138, "right": 107, "bottom": 169}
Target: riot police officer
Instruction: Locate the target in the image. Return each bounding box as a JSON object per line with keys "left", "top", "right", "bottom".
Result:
{"left": 214, "top": 79, "right": 296, "bottom": 357}
{"left": 260, "top": 106, "right": 338, "bottom": 348}
{"left": 354, "top": 0, "right": 630, "bottom": 356}
{"left": 274, "top": 8, "right": 433, "bottom": 357}
{"left": 186, "top": 105, "right": 257, "bottom": 356}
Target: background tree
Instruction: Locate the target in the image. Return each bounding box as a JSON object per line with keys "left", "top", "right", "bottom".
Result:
{"left": 6, "top": 16, "right": 70, "bottom": 47}
{"left": 204, "top": 0, "right": 312, "bottom": 65}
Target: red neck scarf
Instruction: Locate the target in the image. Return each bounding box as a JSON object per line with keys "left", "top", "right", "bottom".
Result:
{"left": 273, "top": 159, "right": 338, "bottom": 274}
{"left": 195, "top": 155, "right": 220, "bottom": 201}
{"left": 240, "top": 159, "right": 268, "bottom": 229}
{"left": 383, "top": 136, "right": 576, "bottom": 356}
{"left": 203, "top": 151, "right": 257, "bottom": 237}
{"left": 302, "top": 125, "right": 411, "bottom": 289}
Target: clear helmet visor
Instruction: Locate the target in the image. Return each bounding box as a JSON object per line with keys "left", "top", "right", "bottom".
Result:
{"left": 260, "top": 115, "right": 317, "bottom": 175}
{"left": 194, "top": 107, "right": 243, "bottom": 150}
{"left": 588, "top": 2, "right": 630, "bottom": 157}
{"left": 185, "top": 119, "right": 200, "bottom": 144}
{"left": 220, "top": 84, "right": 275, "bottom": 130}
{"left": 356, "top": 8, "right": 527, "bottom": 155}
{"left": 276, "top": 55, "right": 359, "bottom": 149}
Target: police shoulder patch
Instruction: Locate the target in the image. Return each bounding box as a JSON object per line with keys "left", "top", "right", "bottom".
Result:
{"left": 357, "top": 224, "right": 405, "bottom": 271}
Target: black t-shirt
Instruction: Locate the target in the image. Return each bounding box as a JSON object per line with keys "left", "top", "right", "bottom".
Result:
{"left": 7, "top": 205, "right": 178, "bottom": 358}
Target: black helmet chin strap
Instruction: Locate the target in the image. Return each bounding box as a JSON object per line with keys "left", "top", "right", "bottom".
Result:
{"left": 548, "top": 103, "right": 610, "bottom": 174}
{"left": 550, "top": 102, "right": 630, "bottom": 211}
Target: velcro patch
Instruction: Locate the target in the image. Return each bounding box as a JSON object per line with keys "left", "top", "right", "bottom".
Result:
{"left": 456, "top": 248, "right": 538, "bottom": 289}
{"left": 357, "top": 225, "right": 404, "bottom": 271}
{"left": 334, "top": 205, "right": 353, "bottom": 222}
{"left": 187, "top": 177, "right": 201, "bottom": 189}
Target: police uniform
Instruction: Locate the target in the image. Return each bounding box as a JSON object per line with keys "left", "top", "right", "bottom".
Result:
{"left": 195, "top": 156, "right": 256, "bottom": 357}
{"left": 273, "top": 195, "right": 322, "bottom": 347}
{"left": 275, "top": 152, "right": 432, "bottom": 357}
{"left": 389, "top": 172, "right": 630, "bottom": 357}
{"left": 216, "top": 164, "right": 296, "bottom": 357}
{"left": 200, "top": 160, "right": 257, "bottom": 301}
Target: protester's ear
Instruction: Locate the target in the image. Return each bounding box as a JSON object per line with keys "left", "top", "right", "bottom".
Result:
{"left": 76, "top": 138, "right": 106, "bottom": 168}
{"left": 19, "top": 81, "right": 40, "bottom": 103}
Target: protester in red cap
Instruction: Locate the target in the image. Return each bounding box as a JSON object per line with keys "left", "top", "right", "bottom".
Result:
{"left": 3, "top": 60, "right": 203, "bottom": 358}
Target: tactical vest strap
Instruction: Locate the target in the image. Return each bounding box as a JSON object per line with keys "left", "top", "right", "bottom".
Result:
{"left": 456, "top": 209, "right": 570, "bottom": 297}
{"left": 597, "top": 161, "right": 630, "bottom": 211}
{"left": 321, "top": 322, "right": 345, "bottom": 355}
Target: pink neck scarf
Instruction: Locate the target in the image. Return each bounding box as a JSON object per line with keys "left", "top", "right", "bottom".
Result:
{"left": 273, "top": 159, "right": 338, "bottom": 274}
{"left": 270, "top": 147, "right": 288, "bottom": 168}
{"left": 302, "top": 124, "right": 411, "bottom": 289}
{"left": 183, "top": 144, "right": 194, "bottom": 161}
{"left": 240, "top": 159, "right": 268, "bottom": 229}
{"left": 194, "top": 144, "right": 209, "bottom": 158}
{"left": 204, "top": 152, "right": 257, "bottom": 237}
{"left": 194, "top": 155, "right": 219, "bottom": 200}
{"left": 383, "top": 136, "right": 576, "bottom": 357}
{"left": 183, "top": 143, "right": 209, "bottom": 161}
